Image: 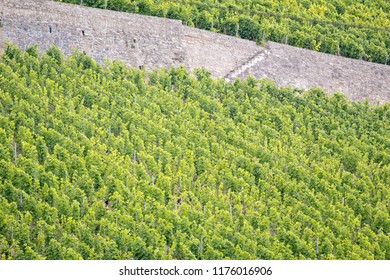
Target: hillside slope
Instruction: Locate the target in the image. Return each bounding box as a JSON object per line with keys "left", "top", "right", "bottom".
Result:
{"left": 0, "top": 46, "right": 389, "bottom": 259}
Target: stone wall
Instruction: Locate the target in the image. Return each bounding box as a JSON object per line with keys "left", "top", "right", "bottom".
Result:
{"left": 182, "top": 26, "right": 261, "bottom": 78}
{"left": 0, "top": 3, "right": 4, "bottom": 54}
{"left": 1, "top": 0, "right": 389, "bottom": 103}
{"left": 244, "top": 42, "right": 390, "bottom": 103}
{"left": 1, "top": 0, "right": 257, "bottom": 77}
{"left": 2, "top": 0, "right": 186, "bottom": 69}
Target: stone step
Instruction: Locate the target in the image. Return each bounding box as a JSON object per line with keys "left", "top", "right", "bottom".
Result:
{"left": 225, "top": 49, "right": 270, "bottom": 82}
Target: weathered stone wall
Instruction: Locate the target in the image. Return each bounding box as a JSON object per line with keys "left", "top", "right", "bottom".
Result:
{"left": 1, "top": 0, "right": 389, "bottom": 103}
{"left": 1, "top": 0, "right": 258, "bottom": 77}
{"left": 244, "top": 42, "right": 390, "bottom": 103}
{"left": 0, "top": 3, "right": 4, "bottom": 54}
{"left": 182, "top": 26, "right": 261, "bottom": 78}
{"left": 2, "top": 0, "right": 186, "bottom": 69}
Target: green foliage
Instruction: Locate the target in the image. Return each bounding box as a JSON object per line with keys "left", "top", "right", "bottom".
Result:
{"left": 0, "top": 46, "right": 389, "bottom": 260}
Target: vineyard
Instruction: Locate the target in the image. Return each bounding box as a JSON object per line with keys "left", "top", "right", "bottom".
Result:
{"left": 55, "top": 0, "right": 390, "bottom": 65}
{"left": 0, "top": 45, "right": 389, "bottom": 259}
